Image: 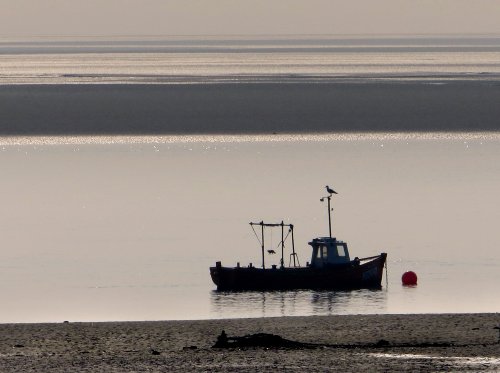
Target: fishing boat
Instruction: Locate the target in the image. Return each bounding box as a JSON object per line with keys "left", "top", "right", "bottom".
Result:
{"left": 210, "top": 187, "right": 387, "bottom": 291}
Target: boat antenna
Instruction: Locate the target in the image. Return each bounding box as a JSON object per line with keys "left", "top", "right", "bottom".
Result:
{"left": 321, "top": 185, "right": 337, "bottom": 238}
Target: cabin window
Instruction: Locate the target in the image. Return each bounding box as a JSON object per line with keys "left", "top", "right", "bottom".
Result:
{"left": 337, "top": 245, "right": 346, "bottom": 257}
{"left": 321, "top": 246, "right": 328, "bottom": 259}
{"left": 316, "top": 245, "right": 328, "bottom": 259}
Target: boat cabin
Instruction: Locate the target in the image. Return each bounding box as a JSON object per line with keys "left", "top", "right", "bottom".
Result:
{"left": 309, "top": 237, "right": 351, "bottom": 268}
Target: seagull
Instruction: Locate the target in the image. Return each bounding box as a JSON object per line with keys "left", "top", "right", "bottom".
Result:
{"left": 326, "top": 185, "right": 338, "bottom": 195}
{"left": 267, "top": 250, "right": 276, "bottom": 254}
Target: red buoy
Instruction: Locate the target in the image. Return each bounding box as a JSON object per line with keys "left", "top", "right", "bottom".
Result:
{"left": 402, "top": 271, "right": 418, "bottom": 286}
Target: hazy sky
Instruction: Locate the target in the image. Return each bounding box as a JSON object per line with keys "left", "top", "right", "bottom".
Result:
{"left": 1, "top": 0, "right": 500, "bottom": 38}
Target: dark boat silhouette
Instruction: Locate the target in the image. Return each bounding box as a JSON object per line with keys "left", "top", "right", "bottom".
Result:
{"left": 210, "top": 188, "right": 387, "bottom": 291}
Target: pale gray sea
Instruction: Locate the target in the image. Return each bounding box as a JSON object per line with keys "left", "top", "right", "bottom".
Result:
{"left": 0, "top": 134, "right": 499, "bottom": 323}
{"left": 0, "top": 36, "right": 499, "bottom": 322}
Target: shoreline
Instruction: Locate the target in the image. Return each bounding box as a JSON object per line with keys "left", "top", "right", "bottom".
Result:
{"left": 1, "top": 311, "right": 499, "bottom": 326}
{"left": 1, "top": 313, "right": 498, "bottom": 372}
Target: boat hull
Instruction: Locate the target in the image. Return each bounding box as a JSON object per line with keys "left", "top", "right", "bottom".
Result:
{"left": 210, "top": 253, "right": 387, "bottom": 291}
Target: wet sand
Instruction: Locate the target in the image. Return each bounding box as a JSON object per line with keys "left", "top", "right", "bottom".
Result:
{"left": 1, "top": 314, "right": 498, "bottom": 372}
{"left": 1, "top": 81, "right": 500, "bottom": 135}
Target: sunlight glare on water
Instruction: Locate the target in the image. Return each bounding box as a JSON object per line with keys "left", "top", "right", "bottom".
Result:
{"left": 1, "top": 132, "right": 500, "bottom": 146}
{"left": 2, "top": 36, "right": 500, "bottom": 84}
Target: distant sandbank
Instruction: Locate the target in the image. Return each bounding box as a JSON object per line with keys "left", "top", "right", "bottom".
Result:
{"left": 0, "top": 313, "right": 498, "bottom": 372}
{"left": 0, "top": 81, "right": 499, "bottom": 136}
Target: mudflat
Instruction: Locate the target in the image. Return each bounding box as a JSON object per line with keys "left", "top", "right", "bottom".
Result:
{"left": 0, "top": 313, "right": 499, "bottom": 372}
{"left": 1, "top": 81, "right": 500, "bottom": 135}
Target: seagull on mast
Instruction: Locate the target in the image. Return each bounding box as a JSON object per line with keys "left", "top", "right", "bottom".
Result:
{"left": 326, "top": 185, "right": 337, "bottom": 195}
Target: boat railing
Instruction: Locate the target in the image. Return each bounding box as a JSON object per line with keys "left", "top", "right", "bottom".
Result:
{"left": 356, "top": 254, "right": 383, "bottom": 262}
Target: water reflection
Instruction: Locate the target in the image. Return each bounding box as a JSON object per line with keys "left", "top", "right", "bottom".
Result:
{"left": 210, "top": 289, "right": 387, "bottom": 319}
{"left": 369, "top": 353, "right": 500, "bottom": 370}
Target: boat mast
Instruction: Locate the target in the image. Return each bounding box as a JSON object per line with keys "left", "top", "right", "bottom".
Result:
{"left": 321, "top": 186, "right": 337, "bottom": 238}
{"left": 261, "top": 221, "right": 265, "bottom": 269}
{"left": 290, "top": 224, "right": 297, "bottom": 267}
{"left": 280, "top": 221, "right": 284, "bottom": 268}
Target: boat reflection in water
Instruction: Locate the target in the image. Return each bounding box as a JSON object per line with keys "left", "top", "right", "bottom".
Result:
{"left": 210, "top": 289, "right": 387, "bottom": 319}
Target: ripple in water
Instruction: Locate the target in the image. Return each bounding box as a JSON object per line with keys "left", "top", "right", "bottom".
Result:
{"left": 210, "top": 289, "right": 388, "bottom": 319}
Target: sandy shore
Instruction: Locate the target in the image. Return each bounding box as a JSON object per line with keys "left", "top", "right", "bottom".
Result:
{"left": 1, "top": 81, "right": 500, "bottom": 135}
{"left": 0, "top": 314, "right": 498, "bottom": 372}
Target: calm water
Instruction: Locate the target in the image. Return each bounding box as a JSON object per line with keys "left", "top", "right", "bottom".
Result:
{"left": 0, "top": 134, "right": 499, "bottom": 323}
